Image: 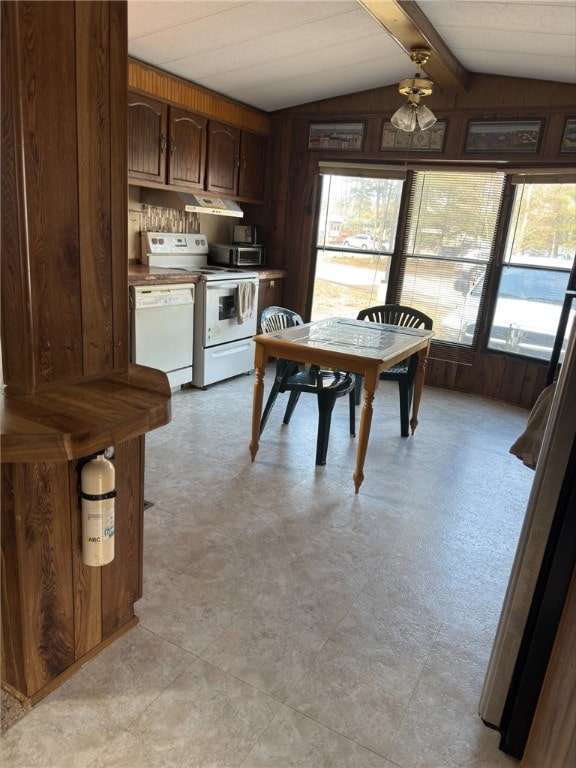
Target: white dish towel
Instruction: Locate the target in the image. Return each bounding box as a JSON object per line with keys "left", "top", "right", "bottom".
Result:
{"left": 237, "top": 282, "right": 256, "bottom": 324}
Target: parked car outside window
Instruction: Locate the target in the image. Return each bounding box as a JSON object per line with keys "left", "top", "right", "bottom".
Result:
{"left": 441, "top": 266, "right": 573, "bottom": 360}
{"left": 342, "top": 233, "right": 375, "bottom": 250}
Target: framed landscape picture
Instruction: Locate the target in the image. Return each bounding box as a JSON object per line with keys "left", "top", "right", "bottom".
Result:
{"left": 307, "top": 122, "right": 365, "bottom": 151}
{"left": 465, "top": 120, "right": 543, "bottom": 153}
{"left": 560, "top": 118, "right": 576, "bottom": 153}
{"left": 380, "top": 120, "right": 447, "bottom": 152}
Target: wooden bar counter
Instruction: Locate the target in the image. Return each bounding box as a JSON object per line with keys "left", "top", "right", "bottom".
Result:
{"left": 1, "top": 365, "right": 171, "bottom": 705}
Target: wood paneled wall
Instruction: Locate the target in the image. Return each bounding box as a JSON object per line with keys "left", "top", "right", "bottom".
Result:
{"left": 1, "top": 1, "right": 128, "bottom": 394}
{"left": 266, "top": 74, "right": 575, "bottom": 407}
{"left": 1, "top": 436, "right": 144, "bottom": 703}
{"left": 425, "top": 351, "right": 548, "bottom": 410}
{"left": 129, "top": 58, "right": 270, "bottom": 135}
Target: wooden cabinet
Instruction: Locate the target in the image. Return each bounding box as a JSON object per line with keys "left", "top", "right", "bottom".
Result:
{"left": 128, "top": 94, "right": 168, "bottom": 183}
{"left": 128, "top": 95, "right": 207, "bottom": 190}
{"left": 206, "top": 121, "right": 240, "bottom": 196}
{"left": 239, "top": 130, "right": 267, "bottom": 201}
{"left": 168, "top": 107, "right": 207, "bottom": 189}
{"left": 207, "top": 121, "right": 267, "bottom": 202}
{"left": 128, "top": 101, "right": 267, "bottom": 202}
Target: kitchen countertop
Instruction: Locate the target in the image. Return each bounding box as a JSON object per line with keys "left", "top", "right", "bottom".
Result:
{"left": 128, "top": 262, "right": 287, "bottom": 286}
{"left": 128, "top": 263, "right": 200, "bottom": 286}
{"left": 1, "top": 364, "right": 171, "bottom": 463}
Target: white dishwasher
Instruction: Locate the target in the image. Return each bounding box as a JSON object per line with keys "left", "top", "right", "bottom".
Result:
{"left": 130, "top": 283, "right": 195, "bottom": 390}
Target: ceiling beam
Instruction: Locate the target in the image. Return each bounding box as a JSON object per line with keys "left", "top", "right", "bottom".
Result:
{"left": 359, "top": 0, "right": 471, "bottom": 93}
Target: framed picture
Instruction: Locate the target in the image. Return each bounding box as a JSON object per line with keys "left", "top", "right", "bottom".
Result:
{"left": 465, "top": 120, "right": 543, "bottom": 153}
{"left": 380, "top": 120, "right": 447, "bottom": 152}
{"left": 560, "top": 118, "right": 576, "bottom": 153}
{"left": 307, "top": 122, "right": 365, "bottom": 151}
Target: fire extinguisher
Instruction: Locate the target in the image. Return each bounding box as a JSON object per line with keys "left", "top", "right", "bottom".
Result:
{"left": 81, "top": 450, "right": 116, "bottom": 566}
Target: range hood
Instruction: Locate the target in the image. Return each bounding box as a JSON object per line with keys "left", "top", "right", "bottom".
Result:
{"left": 141, "top": 189, "right": 244, "bottom": 218}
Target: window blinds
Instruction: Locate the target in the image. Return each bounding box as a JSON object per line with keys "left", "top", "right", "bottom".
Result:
{"left": 400, "top": 170, "right": 506, "bottom": 363}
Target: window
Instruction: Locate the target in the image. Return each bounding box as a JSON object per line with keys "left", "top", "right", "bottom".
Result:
{"left": 491, "top": 180, "right": 576, "bottom": 361}
{"left": 400, "top": 170, "right": 506, "bottom": 362}
{"left": 311, "top": 171, "right": 404, "bottom": 319}
{"left": 310, "top": 167, "right": 574, "bottom": 366}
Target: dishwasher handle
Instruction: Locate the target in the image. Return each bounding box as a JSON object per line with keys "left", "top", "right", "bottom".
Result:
{"left": 130, "top": 284, "right": 195, "bottom": 309}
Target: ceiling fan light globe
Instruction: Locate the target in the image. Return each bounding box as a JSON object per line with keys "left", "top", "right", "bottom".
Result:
{"left": 391, "top": 104, "right": 416, "bottom": 132}
{"left": 416, "top": 104, "right": 437, "bottom": 130}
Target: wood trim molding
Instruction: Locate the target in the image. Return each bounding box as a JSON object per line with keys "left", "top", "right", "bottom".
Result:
{"left": 359, "top": 0, "right": 471, "bottom": 92}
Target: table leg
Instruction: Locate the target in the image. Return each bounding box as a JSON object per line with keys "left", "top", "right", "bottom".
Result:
{"left": 250, "top": 345, "right": 267, "bottom": 461}
{"left": 410, "top": 344, "right": 429, "bottom": 434}
{"left": 353, "top": 371, "right": 377, "bottom": 493}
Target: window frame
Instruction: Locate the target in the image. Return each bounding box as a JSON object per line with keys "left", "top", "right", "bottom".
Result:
{"left": 310, "top": 169, "right": 407, "bottom": 319}
{"left": 396, "top": 168, "right": 507, "bottom": 364}
{"left": 483, "top": 175, "right": 576, "bottom": 362}
{"left": 310, "top": 163, "right": 574, "bottom": 366}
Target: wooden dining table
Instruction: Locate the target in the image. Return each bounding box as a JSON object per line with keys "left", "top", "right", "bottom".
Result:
{"left": 249, "top": 316, "right": 434, "bottom": 492}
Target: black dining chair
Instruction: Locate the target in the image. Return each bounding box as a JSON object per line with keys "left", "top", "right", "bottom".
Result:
{"left": 353, "top": 304, "right": 433, "bottom": 437}
{"left": 259, "top": 306, "right": 356, "bottom": 465}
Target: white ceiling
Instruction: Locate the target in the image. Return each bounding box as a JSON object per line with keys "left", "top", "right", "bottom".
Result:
{"left": 128, "top": 0, "right": 576, "bottom": 112}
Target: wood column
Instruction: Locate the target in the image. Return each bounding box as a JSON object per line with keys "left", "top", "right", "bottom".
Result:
{"left": 1, "top": 2, "right": 171, "bottom": 705}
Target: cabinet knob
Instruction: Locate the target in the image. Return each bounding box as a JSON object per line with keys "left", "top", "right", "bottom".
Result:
{"left": 160, "top": 133, "right": 166, "bottom": 153}
{"left": 170, "top": 136, "right": 175, "bottom": 156}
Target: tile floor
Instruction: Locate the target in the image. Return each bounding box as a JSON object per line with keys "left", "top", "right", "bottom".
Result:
{"left": 1, "top": 370, "right": 535, "bottom": 768}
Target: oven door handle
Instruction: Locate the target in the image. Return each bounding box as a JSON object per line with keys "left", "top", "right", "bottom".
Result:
{"left": 206, "top": 280, "right": 258, "bottom": 291}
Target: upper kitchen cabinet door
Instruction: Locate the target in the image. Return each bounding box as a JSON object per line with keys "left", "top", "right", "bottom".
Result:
{"left": 168, "top": 107, "right": 207, "bottom": 190}
{"left": 206, "top": 121, "right": 240, "bottom": 196}
{"left": 128, "top": 94, "right": 168, "bottom": 183}
{"left": 239, "top": 131, "right": 267, "bottom": 202}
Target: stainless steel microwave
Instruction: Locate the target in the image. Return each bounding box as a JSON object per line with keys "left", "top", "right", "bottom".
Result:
{"left": 209, "top": 243, "right": 264, "bottom": 267}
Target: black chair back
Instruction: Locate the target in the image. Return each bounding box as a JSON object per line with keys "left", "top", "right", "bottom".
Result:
{"left": 357, "top": 304, "right": 433, "bottom": 330}
{"left": 354, "top": 304, "right": 433, "bottom": 436}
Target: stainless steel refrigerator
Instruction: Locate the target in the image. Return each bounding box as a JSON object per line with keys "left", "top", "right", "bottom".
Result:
{"left": 479, "top": 322, "right": 576, "bottom": 759}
